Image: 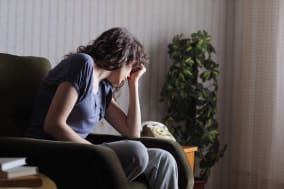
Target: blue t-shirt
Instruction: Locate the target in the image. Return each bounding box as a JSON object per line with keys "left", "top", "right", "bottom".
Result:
{"left": 26, "top": 53, "right": 113, "bottom": 139}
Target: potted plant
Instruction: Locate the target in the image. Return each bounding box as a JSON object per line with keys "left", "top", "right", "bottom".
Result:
{"left": 160, "top": 31, "right": 227, "bottom": 185}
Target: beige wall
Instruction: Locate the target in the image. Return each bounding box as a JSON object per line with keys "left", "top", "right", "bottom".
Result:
{"left": 0, "top": 0, "right": 228, "bottom": 120}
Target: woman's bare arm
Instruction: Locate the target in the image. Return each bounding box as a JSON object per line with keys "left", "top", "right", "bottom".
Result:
{"left": 43, "top": 81, "right": 92, "bottom": 144}
{"left": 105, "top": 66, "right": 146, "bottom": 138}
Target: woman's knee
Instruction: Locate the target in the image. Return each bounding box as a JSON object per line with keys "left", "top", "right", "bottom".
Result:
{"left": 126, "top": 141, "right": 149, "bottom": 171}
{"left": 102, "top": 140, "right": 149, "bottom": 169}
{"left": 102, "top": 140, "right": 149, "bottom": 181}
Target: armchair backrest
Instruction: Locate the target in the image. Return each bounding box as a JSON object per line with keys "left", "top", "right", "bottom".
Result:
{"left": 0, "top": 53, "right": 51, "bottom": 136}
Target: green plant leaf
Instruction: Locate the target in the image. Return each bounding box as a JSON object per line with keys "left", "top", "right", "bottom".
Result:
{"left": 161, "top": 30, "right": 226, "bottom": 180}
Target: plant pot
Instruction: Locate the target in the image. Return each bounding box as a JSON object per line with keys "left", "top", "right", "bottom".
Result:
{"left": 193, "top": 177, "right": 206, "bottom": 189}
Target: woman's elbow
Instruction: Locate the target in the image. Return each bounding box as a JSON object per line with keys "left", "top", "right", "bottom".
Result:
{"left": 43, "top": 121, "right": 59, "bottom": 137}
{"left": 43, "top": 123, "right": 53, "bottom": 135}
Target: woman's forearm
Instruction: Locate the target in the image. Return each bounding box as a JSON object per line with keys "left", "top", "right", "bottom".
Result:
{"left": 44, "top": 123, "right": 92, "bottom": 144}
{"left": 127, "top": 80, "right": 142, "bottom": 137}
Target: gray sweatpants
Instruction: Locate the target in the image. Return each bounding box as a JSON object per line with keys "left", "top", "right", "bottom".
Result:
{"left": 102, "top": 140, "right": 179, "bottom": 189}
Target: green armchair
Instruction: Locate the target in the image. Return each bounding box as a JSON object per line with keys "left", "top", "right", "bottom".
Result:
{"left": 0, "top": 53, "right": 194, "bottom": 189}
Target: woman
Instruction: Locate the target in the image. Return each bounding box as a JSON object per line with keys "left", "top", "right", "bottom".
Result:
{"left": 26, "top": 27, "right": 179, "bottom": 189}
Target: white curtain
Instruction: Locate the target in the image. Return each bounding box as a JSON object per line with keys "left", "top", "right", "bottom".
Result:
{"left": 209, "top": 0, "right": 284, "bottom": 188}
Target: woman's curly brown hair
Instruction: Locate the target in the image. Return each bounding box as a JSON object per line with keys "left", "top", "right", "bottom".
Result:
{"left": 76, "top": 27, "right": 149, "bottom": 71}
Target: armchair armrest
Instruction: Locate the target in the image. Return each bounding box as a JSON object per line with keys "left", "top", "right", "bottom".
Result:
{"left": 0, "top": 137, "right": 129, "bottom": 189}
{"left": 87, "top": 133, "right": 194, "bottom": 189}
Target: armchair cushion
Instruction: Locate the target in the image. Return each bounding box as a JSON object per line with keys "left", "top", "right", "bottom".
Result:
{"left": 0, "top": 53, "right": 51, "bottom": 136}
